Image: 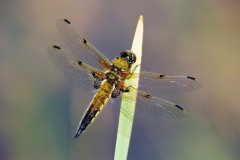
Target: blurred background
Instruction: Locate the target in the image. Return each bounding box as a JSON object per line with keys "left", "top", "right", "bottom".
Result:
{"left": 1, "top": 0, "right": 240, "bottom": 159}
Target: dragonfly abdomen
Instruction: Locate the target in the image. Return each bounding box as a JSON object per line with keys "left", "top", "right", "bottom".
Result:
{"left": 74, "top": 80, "right": 114, "bottom": 138}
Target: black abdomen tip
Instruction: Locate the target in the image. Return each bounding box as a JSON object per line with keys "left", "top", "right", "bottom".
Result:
{"left": 73, "top": 132, "right": 81, "bottom": 139}
{"left": 64, "top": 19, "right": 71, "bottom": 24}
{"left": 73, "top": 126, "right": 85, "bottom": 139}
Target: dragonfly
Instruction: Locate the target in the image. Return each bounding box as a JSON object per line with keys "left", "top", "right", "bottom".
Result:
{"left": 47, "top": 19, "right": 200, "bottom": 139}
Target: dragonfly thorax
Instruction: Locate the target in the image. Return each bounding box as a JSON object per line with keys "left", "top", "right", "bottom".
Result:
{"left": 111, "top": 50, "right": 136, "bottom": 72}
{"left": 110, "top": 65, "right": 122, "bottom": 74}
{"left": 105, "top": 71, "right": 119, "bottom": 85}
{"left": 112, "top": 58, "right": 130, "bottom": 71}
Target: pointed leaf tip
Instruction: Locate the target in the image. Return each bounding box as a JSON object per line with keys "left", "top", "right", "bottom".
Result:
{"left": 139, "top": 15, "right": 144, "bottom": 22}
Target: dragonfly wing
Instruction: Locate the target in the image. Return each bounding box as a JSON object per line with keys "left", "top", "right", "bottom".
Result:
{"left": 56, "top": 19, "right": 112, "bottom": 70}
{"left": 47, "top": 45, "right": 106, "bottom": 93}
{"left": 129, "top": 71, "right": 200, "bottom": 96}
{"left": 119, "top": 86, "right": 186, "bottom": 119}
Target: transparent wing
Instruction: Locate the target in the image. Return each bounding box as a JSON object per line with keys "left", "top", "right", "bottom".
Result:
{"left": 47, "top": 45, "right": 106, "bottom": 93}
{"left": 129, "top": 71, "right": 200, "bottom": 96}
{"left": 56, "top": 19, "right": 112, "bottom": 70}
{"left": 113, "top": 86, "right": 186, "bottom": 119}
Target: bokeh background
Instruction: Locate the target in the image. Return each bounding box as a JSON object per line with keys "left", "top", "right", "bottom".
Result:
{"left": 1, "top": 0, "right": 240, "bottom": 160}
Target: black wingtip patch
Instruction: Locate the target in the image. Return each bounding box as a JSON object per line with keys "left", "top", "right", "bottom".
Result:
{"left": 83, "top": 38, "right": 87, "bottom": 44}
{"left": 175, "top": 105, "right": 184, "bottom": 111}
{"left": 78, "top": 60, "right": 82, "bottom": 65}
{"left": 53, "top": 45, "right": 61, "bottom": 49}
{"left": 187, "top": 76, "right": 196, "bottom": 80}
{"left": 145, "top": 94, "right": 151, "bottom": 98}
{"left": 159, "top": 75, "right": 165, "bottom": 78}
{"left": 64, "top": 19, "right": 71, "bottom": 24}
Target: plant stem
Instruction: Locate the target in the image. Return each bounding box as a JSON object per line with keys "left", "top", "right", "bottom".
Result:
{"left": 114, "top": 15, "right": 144, "bottom": 160}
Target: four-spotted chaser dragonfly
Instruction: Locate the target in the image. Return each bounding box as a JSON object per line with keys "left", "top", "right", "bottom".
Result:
{"left": 47, "top": 19, "right": 200, "bottom": 139}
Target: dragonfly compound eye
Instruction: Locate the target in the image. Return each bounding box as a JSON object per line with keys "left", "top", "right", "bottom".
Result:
{"left": 129, "top": 52, "right": 136, "bottom": 64}
{"left": 120, "top": 51, "right": 136, "bottom": 64}
{"left": 120, "top": 52, "right": 128, "bottom": 58}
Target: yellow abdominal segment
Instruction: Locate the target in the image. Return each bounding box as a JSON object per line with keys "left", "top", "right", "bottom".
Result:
{"left": 74, "top": 80, "right": 114, "bottom": 138}
{"left": 81, "top": 80, "right": 114, "bottom": 130}
{"left": 90, "top": 80, "right": 114, "bottom": 118}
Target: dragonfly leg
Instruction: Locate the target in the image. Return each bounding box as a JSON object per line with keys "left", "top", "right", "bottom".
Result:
{"left": 131, "top": 64, "right": 141, "bottom": 74}
{"left": 92, "top": 73, "right": 103, "bottom": 89}
{"left": 111, "top": 86, "right": 123, "bottom": 98}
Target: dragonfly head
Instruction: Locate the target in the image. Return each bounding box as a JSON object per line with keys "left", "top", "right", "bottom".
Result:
{"left": 119, "top": 50, "right": 136, "bottom": 64}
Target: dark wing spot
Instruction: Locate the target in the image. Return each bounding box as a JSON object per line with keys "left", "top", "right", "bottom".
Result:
{"left": 187, "top": 76, "right": 196, "bottom": 80}
{"left": 145, "top": 94, "right": 151, "bottom": 98}
{"left": 124, "top": 89, "right": 130, "bottom": 92}
{"left": 159, "top": 75, "right": 165, "bottom": 78}
{"left": 83, "top": 38, "right": 87, "bottom": 44}
{"left": 53, "top": 45, "right": 61, "bottom": 49}
{"left": 78, "top": 60, "right": 82, "bottom": 65}
{"left": 175, "top": 104, "right": 183, "bottom": 111}
{"left": 64, "top": 19, "right": 71, "bottom": 24}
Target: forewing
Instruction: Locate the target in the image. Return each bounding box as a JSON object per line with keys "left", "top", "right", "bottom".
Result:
{"left": 117, "top": 86, "right": 186, "bottom": 119}
{"left": 129, "top": 71, "right": 200, "bottom": 96}
{"left": 47, "top": 45, "right": 105, "bottom": 93}
{"left": 56, "top": 19, "right": 111, "bottom": 70}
